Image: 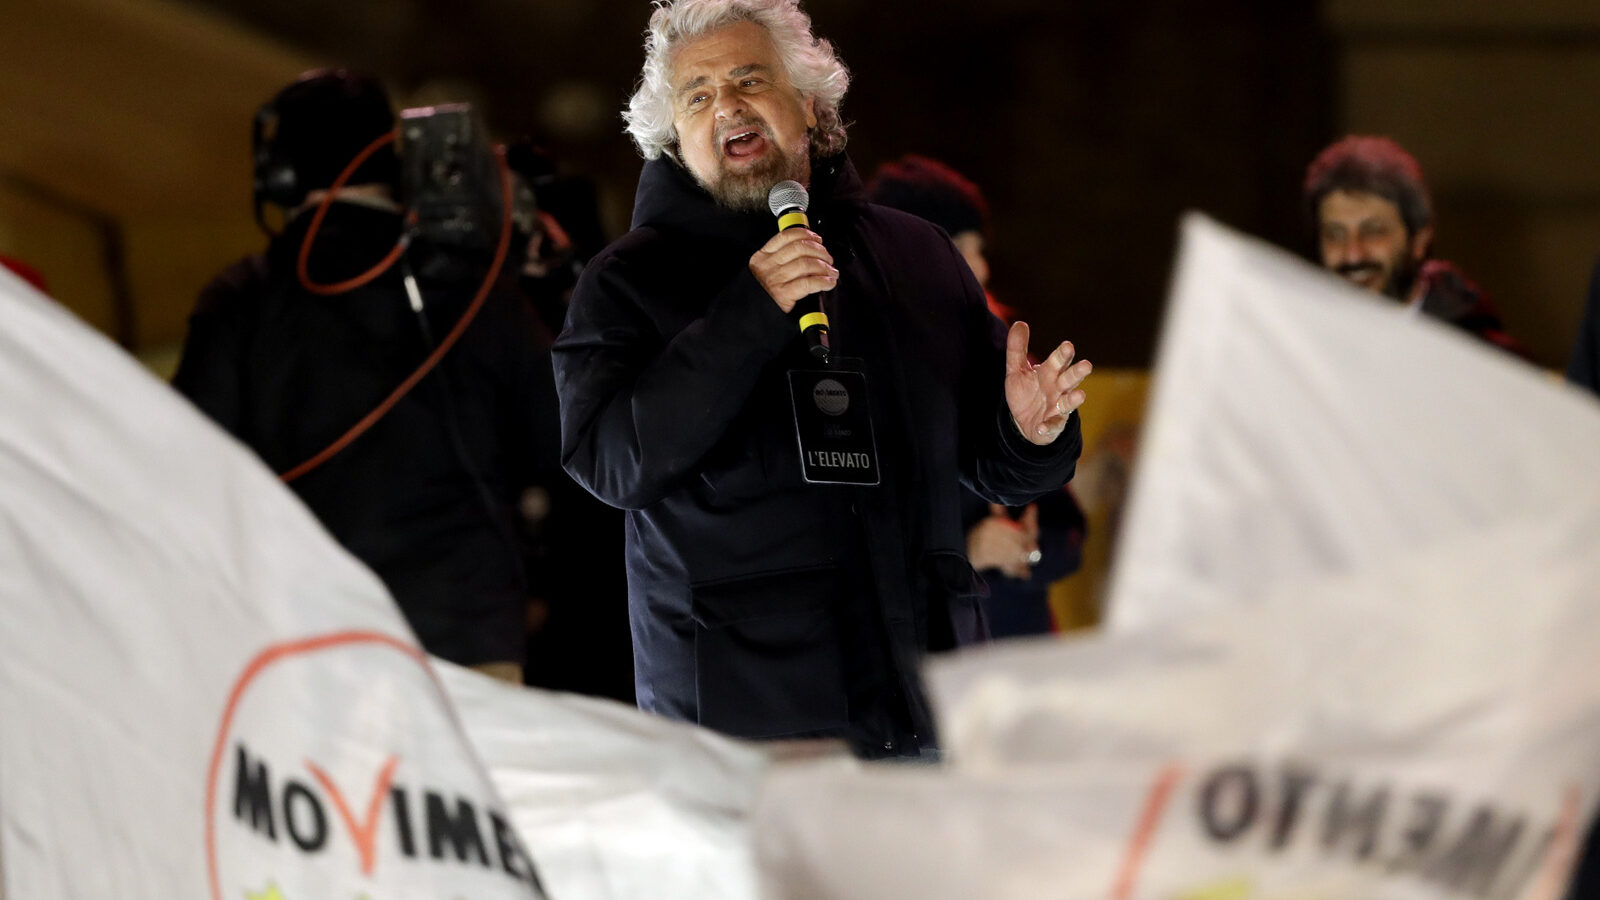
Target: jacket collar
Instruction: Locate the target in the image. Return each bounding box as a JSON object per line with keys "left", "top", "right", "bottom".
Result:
{"left": 629, "top": 152, "right": 866, "bottom": 246}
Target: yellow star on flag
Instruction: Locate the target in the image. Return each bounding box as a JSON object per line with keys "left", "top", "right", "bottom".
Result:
{"left": 244, "top": 883, "right": 286, "bottom": 900}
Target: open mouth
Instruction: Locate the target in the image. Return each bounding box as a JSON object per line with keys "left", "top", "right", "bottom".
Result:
{"left": 722, "top": 129, "right": 768, "bottom": 160}
{"left": 1337, "top": 265, "right": 1382, "bottom": 287}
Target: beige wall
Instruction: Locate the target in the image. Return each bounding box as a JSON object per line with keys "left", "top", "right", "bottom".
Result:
{"left": 0, "top": 182, "right": 120, "bottom": 337}
{"left": 0, "top": 0, "right": 308, "bottom": 362}
{"left": 1325, "top": 0, "right": 1600, "bottom": 368}
{"left": 123, "top": 216, "right": 268, "bottom": 348}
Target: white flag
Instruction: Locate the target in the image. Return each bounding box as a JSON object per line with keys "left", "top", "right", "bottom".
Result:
{"left": 753, "top": 214, "right": 1600, "bottom": 900}
{"left": 0, "top": 266, "right": 545, "bottom": 899}
{"left": 438, "top": 661, "right": 769, "bottom": 900}
{"left": 1105, "top": 213, "right": 1600, "bottom": 631}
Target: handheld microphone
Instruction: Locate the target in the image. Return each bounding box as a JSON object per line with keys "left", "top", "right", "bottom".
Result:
{"left": 768, "top": 180, "right": 830, "bottom": 361}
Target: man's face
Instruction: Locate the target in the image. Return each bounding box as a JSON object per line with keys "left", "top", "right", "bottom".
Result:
{"left": 1316, "top": 189, "right": 1432, "bottom": 299}
{"left": 669, "top": 20, "right": 817, "bottom": 212}
{"left": 951, "top": 230, "right": 990, "bottom": 289}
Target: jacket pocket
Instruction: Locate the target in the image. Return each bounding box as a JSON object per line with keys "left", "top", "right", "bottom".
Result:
{"left": 689, "top": 566, "right": 848, "bottom": 739}
{"left": 922, "top": 550, "right": 990, "bottom": 651}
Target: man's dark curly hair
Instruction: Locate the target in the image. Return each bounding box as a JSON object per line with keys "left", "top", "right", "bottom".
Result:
{"left": 1303, "top": 135, "right": 1432, "bottom": 238}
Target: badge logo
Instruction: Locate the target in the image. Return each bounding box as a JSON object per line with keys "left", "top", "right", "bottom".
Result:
{"left": 812, "top": 378, "right": 850, "bottom": 416}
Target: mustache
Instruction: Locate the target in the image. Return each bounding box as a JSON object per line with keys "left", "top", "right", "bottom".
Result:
{"left": 1336, "top": 262, "right": 1383, "bottom": 278}
{"left": 715, "top": 115, "right": 770, "bottom": 143}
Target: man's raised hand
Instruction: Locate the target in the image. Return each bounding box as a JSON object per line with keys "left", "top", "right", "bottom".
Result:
{"left": 1004, "top": 320, "right": 1091, "bottom": 446}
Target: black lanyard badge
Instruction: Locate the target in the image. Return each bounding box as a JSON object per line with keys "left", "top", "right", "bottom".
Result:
{"left": 788, "top": 363, "right": 880, "bottom": 486}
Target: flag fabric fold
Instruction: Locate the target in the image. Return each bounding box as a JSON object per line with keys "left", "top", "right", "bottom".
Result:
{"left": 752, "top": 214, "right": 1600, "bottom": 900}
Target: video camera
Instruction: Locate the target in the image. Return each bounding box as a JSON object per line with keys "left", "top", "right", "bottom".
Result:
{"left": 398, "top": 103, "right": 534, "bottom": 257}
{"left": 251, "top": 69, "right": 532, "bottom": 257}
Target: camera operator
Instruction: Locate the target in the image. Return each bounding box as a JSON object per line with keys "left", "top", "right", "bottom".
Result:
{"left": 172, "top": 68, "right": 563, "bottom": 681}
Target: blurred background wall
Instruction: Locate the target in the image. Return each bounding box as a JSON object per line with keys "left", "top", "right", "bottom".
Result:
{"left": 2, "top": 0, "right": 1597, "bottom": 372}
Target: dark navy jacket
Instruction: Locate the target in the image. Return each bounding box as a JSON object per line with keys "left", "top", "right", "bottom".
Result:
{"left": 552, "top": 154, "right": 1081, "bottom": 754}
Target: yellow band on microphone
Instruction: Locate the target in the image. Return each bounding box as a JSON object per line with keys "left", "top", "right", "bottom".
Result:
{"left": 799, "top": 312, "right": 829, "bottom": 333}
{"left": 778, "top": 211, "right": 810, "bottom": 232}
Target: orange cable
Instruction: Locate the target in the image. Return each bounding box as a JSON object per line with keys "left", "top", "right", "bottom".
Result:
{"left": 280, "top": 146, "right": 515, "bottom": 483}
{"left": 296, "top": 130, "right": 407, "bottom": 296}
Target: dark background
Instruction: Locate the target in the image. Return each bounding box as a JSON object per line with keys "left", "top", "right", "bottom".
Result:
{"left": 188, "top": 0, "right": 1329, "bottom": 368}
{"left": 4, "top": 0, "right": 1598, "bottom": 371}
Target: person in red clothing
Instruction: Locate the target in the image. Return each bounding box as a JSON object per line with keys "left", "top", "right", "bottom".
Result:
{"left": 0, "top": 254, "right": 49, "bottom": 295}
{"left": 867, "top": 154, "right": 1087, "bottom": 637}
{"left": 1304, "top": 135, "right": 1524, "bottom": 356}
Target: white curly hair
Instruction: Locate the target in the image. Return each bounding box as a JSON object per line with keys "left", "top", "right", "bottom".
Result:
{"left": 624, "top": 0, "right": 850, "bottom": 161}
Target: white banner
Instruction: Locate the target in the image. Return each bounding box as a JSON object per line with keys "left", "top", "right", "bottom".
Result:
{"left": 437, "top": 660, "right": 769, "bottom": 900}
{"left": 10, "top": 211, "right": 1598, "bottom": 900}
{"left": 753, "top": 214, "right": 1600, "bottom": 900}
{"left": 1105, "top": 213, "right": 1600, "bottom": 632}
{"left": 0, "top": 266, "right": 544, "bottom": 899}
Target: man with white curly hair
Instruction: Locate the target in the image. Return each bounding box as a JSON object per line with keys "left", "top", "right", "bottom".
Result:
{"left": 552, "top": 0, "right": 1091, "bottom": 757}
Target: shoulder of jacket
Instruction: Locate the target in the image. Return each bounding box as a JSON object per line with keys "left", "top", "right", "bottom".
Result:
{"left": 860, "top": 203, "right": 954, "bottom": 243}
{"left": 857, "top": 204, "right": 974, "bottom": 293}
{"left": 192, "top": 254, "right": 269, "bottom": 318}
{"left": 588, "top": 226, "right": 673, "bottom": 271}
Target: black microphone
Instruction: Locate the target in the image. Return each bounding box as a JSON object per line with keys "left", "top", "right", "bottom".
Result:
{"left": 768, "top": 180, "right": 830, "bottom": 361}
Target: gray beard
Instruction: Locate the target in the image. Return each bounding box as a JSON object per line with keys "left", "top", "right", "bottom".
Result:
{"left": 699, "top": 145, "right": 811, "bottom": 213}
